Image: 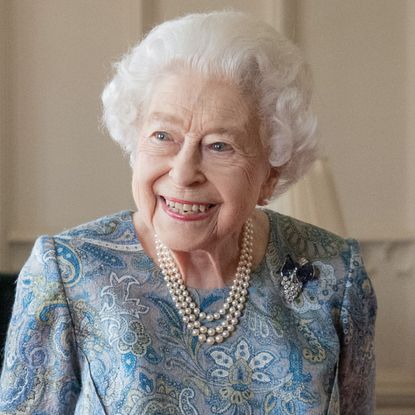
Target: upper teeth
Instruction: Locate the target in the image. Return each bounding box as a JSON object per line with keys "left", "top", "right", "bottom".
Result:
{"left": 165, "top": 199, "right": 210, "bottom": 214}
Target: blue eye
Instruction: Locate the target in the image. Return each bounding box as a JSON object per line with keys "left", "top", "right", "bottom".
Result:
{"left": 210, "top": 142, "right": 228, "bottom": 152}
{"left": 154, "top": 131, "right": 168, "bottom": 141}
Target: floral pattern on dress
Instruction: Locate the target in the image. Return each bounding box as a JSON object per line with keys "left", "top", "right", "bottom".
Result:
{"left": 207, "top": 339, "right": 277, "bottom": 411}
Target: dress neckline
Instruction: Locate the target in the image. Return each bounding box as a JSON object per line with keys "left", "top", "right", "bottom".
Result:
{"left": 125, "top": 208, "right": 277, "bottom": 296}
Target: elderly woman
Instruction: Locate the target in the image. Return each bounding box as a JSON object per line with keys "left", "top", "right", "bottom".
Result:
{"left": 0, "top": 11, "right": 376, "bottom": 415}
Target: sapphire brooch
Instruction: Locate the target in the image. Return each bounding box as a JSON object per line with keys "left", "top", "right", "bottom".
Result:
{"left": 280, "top": 255, "right": 318, "bottom": 303}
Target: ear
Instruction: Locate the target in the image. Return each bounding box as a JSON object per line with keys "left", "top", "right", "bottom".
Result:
{"left": 257, "top": 167, "right": 279, "bottom": 206}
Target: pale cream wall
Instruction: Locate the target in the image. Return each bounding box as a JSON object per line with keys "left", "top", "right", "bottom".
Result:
{"left": 3, "top": 0, "right": 145, "bottom": 269}
{"left": 0, "top": 0, "right": 9, "bottom": 271}
{"left": 407, "top": 0, "right": 415, "bottom": 232}
{"left": 297, "top": 0, "right": 411, "bottom": 240}
{"left": 143, "top": 0, "right": 278, "bottom": 30}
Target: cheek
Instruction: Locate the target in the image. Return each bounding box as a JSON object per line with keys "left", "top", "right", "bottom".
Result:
{"left": 237, "top": 158, "right": 268, "bottom": 192}
{"left": 131, "top": 167, "right": 144, "bottom": 211}
{"left": 131, "top": 158, "right": 157, "bottom": 212}
{"left": 213, "top": 161, "right": 267, "bottom": 207}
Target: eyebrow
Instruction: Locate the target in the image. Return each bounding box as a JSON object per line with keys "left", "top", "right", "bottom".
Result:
{"left": 146, "top": 112, "right": 248, "bottom": 138}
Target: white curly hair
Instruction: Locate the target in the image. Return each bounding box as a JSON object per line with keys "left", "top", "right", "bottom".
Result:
{"left": 102, "top": 11, "right": 317, "bottom": 197}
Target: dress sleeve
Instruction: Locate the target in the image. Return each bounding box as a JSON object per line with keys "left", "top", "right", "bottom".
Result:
{"left": 338, "top": 239, "right": 377, "bottom": 414}
{"left": 0, "top": 236, "right": 81, "bottom": 415}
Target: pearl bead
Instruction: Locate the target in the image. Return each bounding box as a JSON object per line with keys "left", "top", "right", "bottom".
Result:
{"left": 207, "top": 328, "right": 215, "bottom": 336}
{"left": 155, "top": 217, "right": 253, "bottom": 347}
{"left": 215, "top": 335, "right": 224, "bottom": 343}
{"left": 206, "top": 337, "right": 215, "bottom": 345}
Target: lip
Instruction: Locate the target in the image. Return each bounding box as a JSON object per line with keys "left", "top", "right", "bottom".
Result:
{"left": 159, "top": 196, "right": 217, "bottom": 222}
{"left": 163, "top": 196, "right": 212, "bottom": 206}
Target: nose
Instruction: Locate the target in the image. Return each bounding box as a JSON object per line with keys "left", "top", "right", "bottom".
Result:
{"left": 168, "top": 142, "right": 205, "bottom": 187}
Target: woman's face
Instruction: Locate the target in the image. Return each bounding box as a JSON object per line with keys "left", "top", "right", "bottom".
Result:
{"left": 132, "top": 70, "right": 276, "bottom": 252}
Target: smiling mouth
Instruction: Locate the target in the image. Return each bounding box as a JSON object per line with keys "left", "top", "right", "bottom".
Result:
{"left": 161, "top": 196, "right": 216, "bottom": 215}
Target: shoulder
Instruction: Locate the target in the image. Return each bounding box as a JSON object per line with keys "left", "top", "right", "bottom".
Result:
{"left": 263, "top": 209, "right": 376, "bottom": 310}
{"left": 264, "top": 208, "right": 352, "bottom": 263}
{"left": 21, "top": 211, "right": 142, "bottom": 293}
{"left": 263, "top": 209, "right": 365, "bottom": 303}
{"left": 55, "top": 210, "right": 137, "bottom": 245}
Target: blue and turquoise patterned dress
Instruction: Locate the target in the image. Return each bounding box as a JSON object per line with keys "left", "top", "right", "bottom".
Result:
{"left": 0, "top": 209, "right": 376, "bottom": 414}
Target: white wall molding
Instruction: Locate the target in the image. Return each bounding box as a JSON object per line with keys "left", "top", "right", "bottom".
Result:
{"left": 272, "top": 0, "right": 298, "bottom": 41}
{"left": 8, "top": 229, "right": 65, "bottom": 244}
{"left": 127, "top": 0, "right": 144, "bottom": 44}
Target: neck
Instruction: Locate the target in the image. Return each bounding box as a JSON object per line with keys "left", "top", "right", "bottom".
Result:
{"left": 171, "top": 235, "right": 241, "bottom": 289}
{"left": 133, "top": 209, "right": 270, "bottom": 290}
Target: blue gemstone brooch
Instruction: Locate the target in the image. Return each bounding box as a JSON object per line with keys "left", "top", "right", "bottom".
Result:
{"left": 280, "top": 255, "right": 318, "bottom": 303}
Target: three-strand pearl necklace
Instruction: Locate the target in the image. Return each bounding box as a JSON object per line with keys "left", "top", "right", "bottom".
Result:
{"left": 155, "top": 218, "right": 254, "bottom": 346}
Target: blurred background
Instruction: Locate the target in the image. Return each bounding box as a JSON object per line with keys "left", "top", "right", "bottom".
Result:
{"left": 0, "top": 1, "right": 414, "bottom": 413}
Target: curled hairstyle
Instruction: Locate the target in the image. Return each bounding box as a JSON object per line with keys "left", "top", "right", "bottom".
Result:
{"left": 102, "top": 11, "right": 317, "bottom": 196}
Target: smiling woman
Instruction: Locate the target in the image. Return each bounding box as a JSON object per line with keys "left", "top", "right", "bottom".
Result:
{"left": 132, "top": 71, "right": 272, "bottom": 272}
{"left": 0, "top": 11, "right": 376, "bottom": 415}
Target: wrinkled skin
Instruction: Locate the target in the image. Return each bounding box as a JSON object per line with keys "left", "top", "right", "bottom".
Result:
{"left": 132, "top": 69, "right": 278, "bottom": 289}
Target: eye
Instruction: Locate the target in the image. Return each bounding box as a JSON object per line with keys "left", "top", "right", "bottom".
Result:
{"left": 209, "top": 142, "right": 231, "bottom": 152}
{"left": 153, "top": 131, "right": 169, "bottom": 141}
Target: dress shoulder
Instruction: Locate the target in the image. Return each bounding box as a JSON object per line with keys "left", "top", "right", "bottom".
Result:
{"left": 264, "top": 208, "right": 349, "bottom": 261}
{"left": 0, "top": 235, "right": 81, "bottom": 414}
{"left": 55, "top": 210, "right": 139, "bottom": 246}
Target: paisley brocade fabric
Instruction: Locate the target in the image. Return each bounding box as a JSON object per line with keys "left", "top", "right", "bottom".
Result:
{"left": 0, "top": 210, "right": 376, "bottom": 415}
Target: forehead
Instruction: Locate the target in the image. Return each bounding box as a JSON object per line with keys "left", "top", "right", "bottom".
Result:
{"left": 144, "top": 70, "right": 254, "bottom": 128}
